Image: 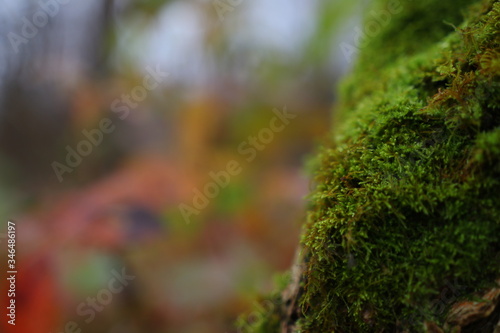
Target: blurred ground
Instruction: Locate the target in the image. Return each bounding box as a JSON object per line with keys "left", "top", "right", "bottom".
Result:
{"left": 0, "top": 1, "right": 360, "bottom": 332}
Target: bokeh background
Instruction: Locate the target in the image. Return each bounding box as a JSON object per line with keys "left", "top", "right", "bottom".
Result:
{"left": 0, "top": 0, "right": 363, "bottom": 332}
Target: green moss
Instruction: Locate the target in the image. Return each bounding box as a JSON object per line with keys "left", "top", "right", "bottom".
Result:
{"left": 300, "top": 0, "right": 500, "bottom": 331}
{"left": 239, "top": 0, "right": 500, "bottom": 331}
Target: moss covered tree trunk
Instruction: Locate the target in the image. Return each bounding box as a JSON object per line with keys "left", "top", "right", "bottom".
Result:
{"left": 240, "top": 0, "right": 500, "bottom": 332}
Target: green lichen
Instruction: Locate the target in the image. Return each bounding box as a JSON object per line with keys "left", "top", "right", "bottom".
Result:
{"left": 300, "top": 0, "right": 500, "bottom": 332}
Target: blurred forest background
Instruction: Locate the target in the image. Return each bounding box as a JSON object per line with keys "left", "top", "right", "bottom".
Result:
{"left": 0, "top": 0, "right": 362, "bottom": 332}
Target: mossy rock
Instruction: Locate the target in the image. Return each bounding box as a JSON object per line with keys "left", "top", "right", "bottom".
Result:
{"left": 239, "top": 0, "right": 500, "bottom": 332}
